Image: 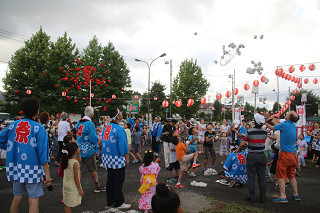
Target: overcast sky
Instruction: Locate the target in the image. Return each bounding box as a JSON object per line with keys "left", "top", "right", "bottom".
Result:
{"left": 1, "top": 0, "right": 320, "bottom": 110}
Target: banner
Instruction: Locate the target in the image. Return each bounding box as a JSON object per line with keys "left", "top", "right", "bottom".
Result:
{"left": 235, "top": 108, "right": 240, "bottom": 121}
{"left": 296, "top": 105, "right": 306, "bottom": 136}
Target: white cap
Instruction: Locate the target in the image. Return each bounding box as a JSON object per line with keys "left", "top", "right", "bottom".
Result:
{"left": 233, "top": 119, "right": 241, "bottom": 127}
{"left": 254, "top": 113, "right": 265, "bottom": 125}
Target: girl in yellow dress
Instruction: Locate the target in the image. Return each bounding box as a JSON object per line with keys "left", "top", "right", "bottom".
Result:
{"left": 61, "top": 142, "right": 84, "bottom": 213}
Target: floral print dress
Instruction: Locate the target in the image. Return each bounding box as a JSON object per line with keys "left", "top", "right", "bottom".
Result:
{"left": 138, "top": 162, "right": 160, "bottom": 210}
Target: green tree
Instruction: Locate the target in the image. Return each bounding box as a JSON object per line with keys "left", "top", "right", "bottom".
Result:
{"left": 286, "top": 90, "right": 319, "bottom": 117}
{"left": 172, "top": 59, "right": 210, "bottom": 119}
{"left": 3, "top": 27, "right": 53, "bottom": 116}
{"left": 272, "top": 101, "right": 282, "bottom": 114}
{"left": 243, "top": 102, "right": 254, "bottom": 119}
{"left": 213, "top": 99, "right": 223, "bottom": 122}
{"left": 140, "top": 81, "right": 167, "bottom": 119}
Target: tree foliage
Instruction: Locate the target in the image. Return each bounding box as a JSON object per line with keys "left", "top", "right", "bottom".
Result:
{"left": 172, "top": 59, "right": 210, "bottom": 119}
{"left": 286, "top": 90, "right": 319, "bottom": 118}
{"left": 3, "top": 28, "right": 131, "bottom": 117}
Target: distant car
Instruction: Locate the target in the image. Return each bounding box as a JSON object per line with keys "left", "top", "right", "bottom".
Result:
{"left": 0, "top": 113, "right": 15, "bottom": 127}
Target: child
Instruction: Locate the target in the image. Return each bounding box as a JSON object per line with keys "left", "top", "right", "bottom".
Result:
{"left": 296, "top": 134, "right": 308, "bottom": 168}
{"left": 132, "top": 126, "right": 143, "bottom": 163}
{"left": 185, "top": 127, "right": 200, "bottom": 176}
{"left": 151, "top": 183, "right": 182, "bottom": 213}
{"left": 197, "top": 124, "right": 204, "bottom": 154}
{"left": 61, "top": 142, "right": 84, "bottom": 213}
{"left": 267, "top": 143, "right": 279, "bottom": 182}
{"left": 175, "top": 136, "right": 201, "bottom": 188}
{"left": 220, "top": 132, "right": 230, "bottom": 165}
{"left": 219, "top": 146, "right": 247, "bottom": 188}
{"left": 124, "top": 123, "right": 139, "bottom": 163}
{"left": 59, "top": 135, "right": 78, "bottom": 177}
{"left": 138, "top": 151, "right": 161, "bottom": 213}
{"left": 203, "top": 123, "right": 217, "bottom": 171}
{"left": 167, "top": 131, "right": 180, "bottom": 183}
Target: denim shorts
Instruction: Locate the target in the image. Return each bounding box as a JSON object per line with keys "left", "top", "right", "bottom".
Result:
{"left": 13, "top": 180, "right": 44, "bottom": 198}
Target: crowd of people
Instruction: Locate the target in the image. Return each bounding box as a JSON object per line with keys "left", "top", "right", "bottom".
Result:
{"left": 1, "top": 96, "right": 320, "bottom": 212}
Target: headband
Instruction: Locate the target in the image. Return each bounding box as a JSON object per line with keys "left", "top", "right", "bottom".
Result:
{"left": 111, "top": 108, "right": 120, "bottom": 121}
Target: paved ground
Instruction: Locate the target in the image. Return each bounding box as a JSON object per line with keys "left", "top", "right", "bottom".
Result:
{"left": 0, "top": 142, "right": 320, "bottom": 213}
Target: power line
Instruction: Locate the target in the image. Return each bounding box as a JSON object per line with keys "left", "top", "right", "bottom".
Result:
{"left": 0, "top": 34, "right": 25, "bottom": 42}
{"left": 0, "top": 28, "right": 30, "bottom": 39}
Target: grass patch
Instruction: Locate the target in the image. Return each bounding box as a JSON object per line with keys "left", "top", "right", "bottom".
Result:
{"left": 199, "top": 198, "right": 267, "bottom": 213}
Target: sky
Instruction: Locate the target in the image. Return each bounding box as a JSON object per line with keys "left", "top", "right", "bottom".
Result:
{"left": 1, "top": 0, "right": 320, "bottom": 110}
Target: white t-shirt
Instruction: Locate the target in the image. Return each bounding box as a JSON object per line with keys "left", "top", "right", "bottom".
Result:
{"left": 58, "top": 120, "right": 71, "bottom": 141}
{"left": 221, "top": 124, "right": 230, "bottom": 133}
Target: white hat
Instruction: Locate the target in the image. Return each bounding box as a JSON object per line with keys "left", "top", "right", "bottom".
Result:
{"left": 233, "top": 119, "right": 241, "bottom": 127}
{"left": 254, "top": 113, "right": 265, "bottom": 125}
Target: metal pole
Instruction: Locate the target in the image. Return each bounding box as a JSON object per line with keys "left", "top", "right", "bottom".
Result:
{"left": 169, "top": 59, "right": 172, "bottom": 118}
{"left": 231, "top": 69, "right": 235, "bottom": 121}
{"left": 277, "top": 74, "right": 280, "bottom": 113}
{"left": 289, "top": 87, "right": 291, "bottom": 111}
{"left": 90, "top": 80, "right": 92, "bottom": 106}
{"left": 254, "top": 93, "right": 257, "bottom": 114}
{"left": 224, "top": 97, "right": 226, "bottom": 119}
{"left": 147, "top": 64, "right": 151, "bottom": 128}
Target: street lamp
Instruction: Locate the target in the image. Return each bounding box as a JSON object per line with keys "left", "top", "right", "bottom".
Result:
{"left": 135, "top": 53, "right": 166, "bottom": 128}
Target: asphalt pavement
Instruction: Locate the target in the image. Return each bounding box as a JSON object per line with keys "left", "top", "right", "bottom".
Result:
{"left": 0, "top": 142, "right": 319, "bottom": 213}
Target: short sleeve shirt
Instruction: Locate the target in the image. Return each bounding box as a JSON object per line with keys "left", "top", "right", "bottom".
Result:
{"left": 204, "top": 131, "right": 216, "bottom": 147}
{"left": 176, "top": 143, "right": 186, "bottom": 162}
{"left": 58, "top": 120, "right": 71, "bottom": 141}
{"left": 274, "top": 121, "right": 297, "bottom": 153}
{"left": 169, "top": 143, "right": 178, "bottom": 163}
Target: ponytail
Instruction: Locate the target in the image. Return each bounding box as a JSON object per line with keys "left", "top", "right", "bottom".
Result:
{"left": 61, "top": 143, "right": 78, "bottom": 170}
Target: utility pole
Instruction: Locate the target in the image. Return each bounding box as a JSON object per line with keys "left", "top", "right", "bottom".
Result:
{"left": 231, "top": 69, "right": 235, "bottom": 121}
{"left": 288, "top": 87, "right": 291, "bottom": 111}
{"left": 169, "top": 59, "right": 172, "bottom": 118}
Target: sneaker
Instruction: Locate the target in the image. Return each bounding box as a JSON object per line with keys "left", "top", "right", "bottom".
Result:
{"left": 189, "top": 172, "right": 196, "bottom": 177}
{"left": 192, "top": 163, "right": 202, "bottom": 168}
{"left": 132, "top": 159, "right": 138, "bottom": 164}
{"left": 54, "top": 161, "right": 59, "bottom": 166}
{"left": 184, "top": 171, "right": 190, "bottom": 175}
{"left": 290, "top": 195, "right": 301, "bottom": 201}
{"left": 174, "top": 176, "right": 179, "bottom": 182}
{"left": 273, "top": 197, "right": 288, "bottom": 203}
{"left": 169, "top": 178, "right": 176, "bottom": 184}
{"left": 116, "top": 203, "right": 131, "bottom": 210}
{"left": 229, "top": 180, "right": 237, "bottom": 188}
{"left": 166, "top": 178, "right": 171, "bottom": 183}
{"left": 175, "top": 184, "right": 185, "bottom": 188}
{"left": 94, "top": 185, "right": 106, "bottom": 193}
{"left": 265, "top": 172, "right": 271, "bottom": 177}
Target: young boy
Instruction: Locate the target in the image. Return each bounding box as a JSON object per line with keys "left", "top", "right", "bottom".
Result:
{"left": 131, "top": 126, "right": 143, "bottom": 163}
{"left": 175, "top": 136, "right": 201, "bottom": 188}
{"left": 203, "top": 123, "right": 217, "bottom": 171}
{"left": 167, "top": 131, "right": 180, "bottom": 183}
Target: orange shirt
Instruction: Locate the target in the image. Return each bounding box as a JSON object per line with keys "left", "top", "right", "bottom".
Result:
{"left": 176, "top": 142, "right": 186, "bottom": 162}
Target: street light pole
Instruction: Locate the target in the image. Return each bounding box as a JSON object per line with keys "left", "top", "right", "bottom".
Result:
{"left": 135, "top": 53, "right": 166, "bottom": 128}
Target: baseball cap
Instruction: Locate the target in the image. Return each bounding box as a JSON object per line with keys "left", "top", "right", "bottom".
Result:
{"left": 254, "top": 113, "right": 265, "bottom": 125}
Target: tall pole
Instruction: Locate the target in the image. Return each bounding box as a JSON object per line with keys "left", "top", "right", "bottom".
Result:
{"left": 231, "top": 69, "right": 235, "bottom": 121}
{"left": 89, "top": 80, "right": 92, "bottom": 106}
{"left": 169, "top": 59, "right": 172, "bottom": 118}
{"left": 277, "top": 75, "right": 280, "bottom": 113}
{"left": 288, "top": 87, "right": 291, "bottom": 111}
{"left": 254, "top": 93, "right": 257, "bottom": 114}
{"left": 147, "top": 64, "right": 151, "bottom": 128}
{"left": 224, "top": 97, "right": 226, "bottom": 119}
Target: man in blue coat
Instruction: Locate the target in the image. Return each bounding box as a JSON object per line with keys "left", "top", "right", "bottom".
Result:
{"left": 76, "top": 106, "right": 105, "bottom": 193}
{"left": 102, "top": 108, "right": 131, "bottom": 210}
{"left": 0, "top": 97, "right": 51, "bottom": 213}
{"left": 150, "top": 116, "right": 163, "bottom": 158}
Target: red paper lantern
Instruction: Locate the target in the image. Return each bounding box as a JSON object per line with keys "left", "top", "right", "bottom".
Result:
{"left": 73, "top": 113, "right": 75, "bottom": 116}
{"left": 292, "top": 76, "right": 296, "bottom": 82}
{"left": 281, "top": 108, "right": 286, "bottom": 113}
{"left": 222, "top": 108, "right": 225, "bottom": 112}
{"left": 299, "top": 65, "right": 306, "bottom": 72}
{"left": 43, "top": 72, "right": 46, "bottom": 75}
{"left": 313, "top": 78, "right": 318, "bottom": 84}
{"left": 285, "top": 104, "right": 289, "bottom": 109}
{"left": 285, "top": 74, "right": 289, "bottom": 80}
{"left": 288, "top": 75, "right": 292, "bottom": 81}
{"left": 275, "top": 69, "right": 279, "bottom": 76}
{"left": 74, "top": 100, "right": 78, "bottom": 103}
{"left": 226, "top": 91, "right": 231, "bottom": 98}
{"left": 19, "top": 111, "right": 23, "bottom": 114}
{"left": 253, "top": 80, "right": 259, "bottom": 87}
{"left": 54, "top": 85, "right": 58, "bottom": 88}
{"left": 122, "top": 88, "right": 125, "bottom": 92}
{"left": 261, "top": 76, "right": 266, "bottom": 82}
{"left": 304, "top": 78, "right": 309, "bottom": 84}
{"left": 297, "top": 83, "right": 302, "bottom": 88}
{"left": 244, "top": 83, "right": 250, "bottom": 91}
{"left": 175, "top": 100, "right": 182, "bottom": 108}
{"left": 91, "top": 93, "right": 94, "bottom": 98}
{"left": 112, "top": 94, "right": 116, "bottom": 99}
{"left": 288, "top": 66, "right": 295, "bottom": 73}
{"left": 233, "top": 88, "right": 239, "bottom": 95}
{"left": 287, "top": 100, "right": 292, "bottom": 105}
{"left": 100, "top": 63, "right": 104, "bottom": 66}
{"left": 200, "top": 97, "right": 206, "bottom": 104}
{"left": 187, "top": 99, "right": 194, "bottom": 106}
{"left": 99, "top": 99, "right": 102, "bottom": 102}
{"left": 212, "top": 107, "right": 215, "bottom": 110}
{"left": 249, "top": 110, "right": 251, "bottom": 113}
{"left": 293, "top": 89, "right": 299, "bottom": 95}
{"left": 60, "top": 67, "right": 64, "bottom": 70}
{"left": 162, "top": 100, "right": 169, "bottom": 108}
{"left": 26, "top": 90, "right": 31, "bottom": 95}
{"left": 15, "top": 91, "right": 19, "bottom": 94}
{"left": 216, "top": 93, "right": 222, "bottom": 100}
{"left": 67, "top": 96, "right": 70, "bottom": 100}
{"left": 62, "top": 92, "right": 66, "bottom": 96}
{"left": 290, "top": 95, "right": 295, "bottom": 101}
{"left": 154, "top": 97, "right": 157, "bottom": 101}
{"left": 172, "top": 101, "right": 175, "bottom": 105}
{"left": 134, "top": 95, "right": 138, "bottom": 99}
{"left": 309, "top": 64, "right": 316, "bottom": 71}
{"left": 104, "top": 106, "right": 107, "bottom": 111}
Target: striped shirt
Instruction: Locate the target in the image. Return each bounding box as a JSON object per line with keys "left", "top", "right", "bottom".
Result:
{"left": 243, "top": 128, "right": 267, "bottom": 153}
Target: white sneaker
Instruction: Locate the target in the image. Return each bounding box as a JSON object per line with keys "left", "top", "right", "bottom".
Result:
{"left": 189, "top": 172, "right": 196, "bottom": 177}
{"left": 117, "top": 203, "right": 131, "bottom": 210}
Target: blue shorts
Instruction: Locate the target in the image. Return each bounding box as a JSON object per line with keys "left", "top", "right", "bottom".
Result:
{"left": 13, "top": 180, "right": 44, "bottom": 198}
{"left": 134, "top": 144, "right": 140, "bottom": 153}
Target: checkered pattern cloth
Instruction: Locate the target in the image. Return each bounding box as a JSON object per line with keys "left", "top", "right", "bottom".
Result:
{"left": 225, "top": 171, "right": 247, "bottom": 184}
{"left": 102, "top": 154, "right": 126, "bottom": 169}
{"left": 6, "top": 163, "right": 44, "bottom": 183}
